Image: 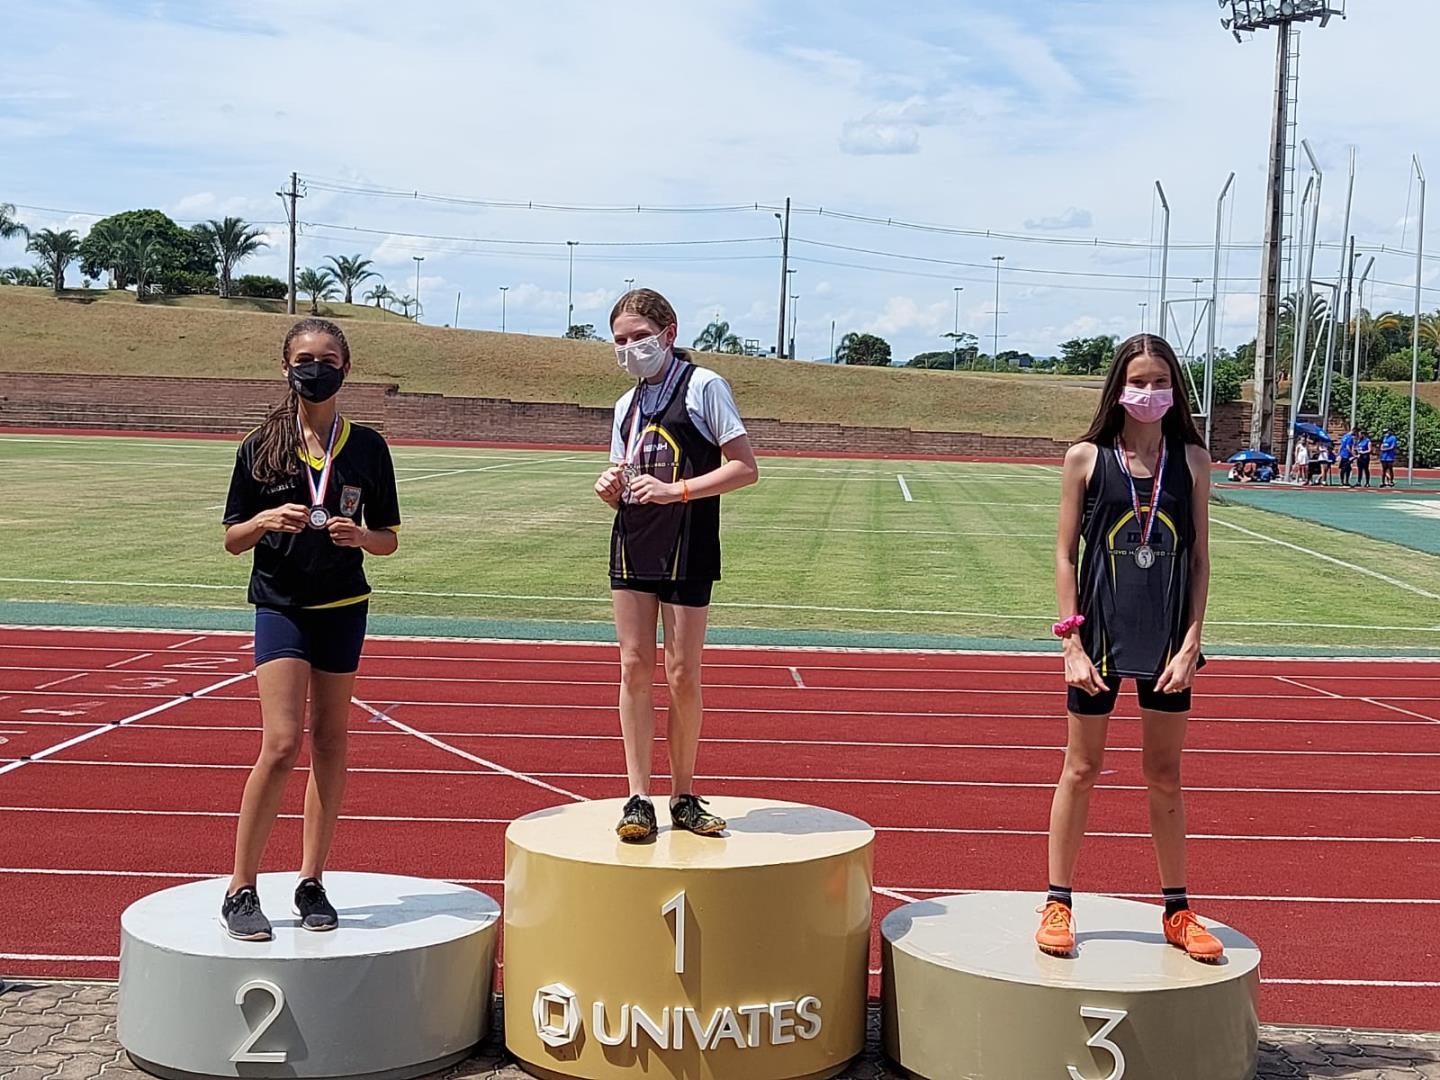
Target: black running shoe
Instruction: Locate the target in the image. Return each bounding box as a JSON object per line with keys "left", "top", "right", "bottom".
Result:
{"left": 670, "top": 794, "right": 726, "bottom": 836}
{"left": 616, "top": 796, "right": 658, "bottom": 842}
{"left": 293, "top": 877, "right": 338, "bottom": 932}
{"left": 220, "top": 886, "right": 273, "bottom": 941}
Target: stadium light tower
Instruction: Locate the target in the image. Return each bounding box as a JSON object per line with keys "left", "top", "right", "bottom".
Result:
{"left": 1220, "top": 0, "right": 1346, "bottom": 452}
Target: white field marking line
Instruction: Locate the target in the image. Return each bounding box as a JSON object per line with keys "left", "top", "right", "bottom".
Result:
{"left": 0, "top": 672, "right": 253, "bottom": 778}
{"left": 788, "top": 667, "right": 806, "bottom": 689}
{"left": 27, "top": 724, "right": 1440, "bottom": 758}
{"left": 33, "top": 672, "right": 88, "bottom": 691}
{"left": 166, "top": 635, "right": 207, "bottom": 650}
{"left": 0, "top": 952, "right": 119, "bottom": 963}
{"left": 875, "top": 886, "right": 920, "bottom": 904}
{"left": 1276, "top": 675, "right": 1341, "bottom": 698}
{"left": 896, "top": 474, "right": 913, "bottom": 502}
{"left": 1363, "top": 697, "right": 1440, "bottom": 724}
{"left": 349, "top": 696, "right": 584, "bottom": 801}
{"left": 104, "top": 652, "right": 153, "bottom": 670}
{"left": 1264, "top": 978, "right": 1440, "bottom": 988}
{"left": 1211, "top": 516, "right": 1440, "bottom": 601}
{"left": 396, "top": 455, "right": 594, "bottom": 485}
{"left": 2, "top": 806, "right": 1432, "bottom": 845}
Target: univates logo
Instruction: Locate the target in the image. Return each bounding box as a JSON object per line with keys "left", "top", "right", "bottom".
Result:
{"left": 531, "top": 983, "right": 823, "bottom": 1052}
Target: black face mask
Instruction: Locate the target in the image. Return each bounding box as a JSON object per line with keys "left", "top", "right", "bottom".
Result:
{"left": 288, "top": 361, "right": 345, "bottom": 402}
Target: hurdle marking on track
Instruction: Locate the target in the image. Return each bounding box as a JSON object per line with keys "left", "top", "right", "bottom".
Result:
{"left": 896, "top": 475, "right": 913, "bottom": 502}
{"left": 105, "top": 652, "right": 153, "bottom": 670}
{"left": 788, "top": 667, "right": 806, "bottom": 689}
{"left": 167, "top": 636, "right": 207, "bottom": 650}
{"left": 33, "top": 672, "right": 88, "bottom": 691}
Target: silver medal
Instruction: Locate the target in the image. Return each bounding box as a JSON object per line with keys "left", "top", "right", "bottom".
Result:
{"left": 1134, "top": 544, "right": 1156, "bottom": 569}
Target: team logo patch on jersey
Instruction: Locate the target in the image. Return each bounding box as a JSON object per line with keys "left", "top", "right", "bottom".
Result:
{"left": 339, "top": 485, "right": 362, "bottom": 517}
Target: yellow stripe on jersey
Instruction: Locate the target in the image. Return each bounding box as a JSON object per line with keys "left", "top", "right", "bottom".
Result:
{"left": 297, "top": 416, "right": 351, "bottom": 470}
{"left": 304, "top": 591, "right": 371, "bottom": 610}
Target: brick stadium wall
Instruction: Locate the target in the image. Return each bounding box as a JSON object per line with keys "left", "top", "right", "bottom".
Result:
{"left": 0, "top": 372, "right": 1075, "bottom": 459}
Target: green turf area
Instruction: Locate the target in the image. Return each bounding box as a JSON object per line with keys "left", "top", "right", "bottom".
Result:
{"left": 3, "top": 433, "right": 1438, "bottom": 653}
{"left": 1217, "top": 483, "right": 1440, "bottom": 557}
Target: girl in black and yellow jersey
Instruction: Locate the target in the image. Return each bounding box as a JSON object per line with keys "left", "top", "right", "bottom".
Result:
{"left": 593, "top": 289, "right": 759, "bottom": 842}
{"left": 1037, "top": 334, "right": 1225, "bottom": 963}
{"left": 219, "top": 318, "right": 400, "bottom": 940}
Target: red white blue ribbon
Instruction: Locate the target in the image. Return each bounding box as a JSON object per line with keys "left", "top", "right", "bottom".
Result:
{"left": 1113, "top": 437, "right": 1167, "bottom": 552}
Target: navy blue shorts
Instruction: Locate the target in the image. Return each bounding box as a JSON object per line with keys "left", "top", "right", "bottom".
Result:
{"left": 1068, "top": 674, "right": 1191, "bottom": 716}
{"left": 254, "top": 602, "right": 369, "bottom": 674}
{"left": 610, "top": 578, "right": 714, "bottom": 608}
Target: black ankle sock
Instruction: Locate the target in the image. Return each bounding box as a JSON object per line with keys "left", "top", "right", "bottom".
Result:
{"left": 1046, "top": 884, "right": 1073, "bottom": 909}
{"left": 1163, "top": 887, "right": 1189, "bottom": 917}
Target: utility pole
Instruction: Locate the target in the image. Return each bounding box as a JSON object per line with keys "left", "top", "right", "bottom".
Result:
{"left": 276, "top": 172, "right": 302, "bottom": 316}
{"left": 830, "top": 320, "right": 836, "bottom": 364}
{"left": 789, "top": 294, "right": 799, "bottom": 360}
{"left": 566, "top": 241, "right": 577, "bottom": 335}
{"left": 775, "top": 199, "right": 791, "bottom": 358}
{"left": 991, "top": 255, "right": 1004, "bottom": 368}
{"left": 454, "top": 290, "right": 461, "bottom": 329}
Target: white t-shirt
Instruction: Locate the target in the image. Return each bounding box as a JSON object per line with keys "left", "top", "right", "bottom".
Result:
{"left": 609, "top": 363, "right": 747, "bottom": 464}
{"left": 1296, "top": 443, "right": 1309, "bottom": 466}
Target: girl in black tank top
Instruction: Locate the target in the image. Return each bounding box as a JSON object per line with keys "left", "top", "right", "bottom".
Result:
{"left": 1035, "top": 335, "right": 1225, "bottom": 964}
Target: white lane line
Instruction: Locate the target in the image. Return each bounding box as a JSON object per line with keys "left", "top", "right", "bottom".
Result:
{"left": 396, "top": 456, "right": 591, "bottom": 485}
{"left": 1264, "top": 978, "right": 1440, "bottom": 988}
{"left": 788, "top": 667, "right": 806, "bottom": 689}
{"left": 1, "top": 806, "right": 1431, "bottom": 844}
{"left": 1364, "top": 698, "right": 1440, "bottom": 724}
{"left": 350, "top": 697, "right": 584, "bottom": 802}
{"left": 875, "top": 886, "right": 920, "bottom": 903}
{"left": 1276, "top": 676, "right": 1341, "bottom": 698}
{"left": 105, "top": 652, "right": 154, "bottom": 670}
{"left": 896, "top": 474, "right": 913, "bottom": 502}
{"left": 0, "top": 952, "right": 119, "bottom": 962}
{"left": 0, "top": 672, "right": 254, "bottom": 777}
{"left": 886, "top": 887, "right": 1440, "bottom": 906}
{"left": 1212, "top": 516, "right": 1440, "bottom": 601}
{"left": 167, "top": 636, "right": 207, "bottom": 650}
{"left": 33, "top": 672, "right": 88, "bottom": 691}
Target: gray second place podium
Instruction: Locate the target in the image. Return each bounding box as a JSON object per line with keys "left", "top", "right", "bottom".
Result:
{"left": 503, "top": 797, "right": 875, "bottom": 1080}
{"left": 117, "top": 871, "right": 501, "bottom": 1080}
{"left": 882, "top": 892, "right": 1261, "bottom": 1080}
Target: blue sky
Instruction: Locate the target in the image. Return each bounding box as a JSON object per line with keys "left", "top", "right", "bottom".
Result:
{"left": 2, "top": 0, "right": 1436, "bottom": 361}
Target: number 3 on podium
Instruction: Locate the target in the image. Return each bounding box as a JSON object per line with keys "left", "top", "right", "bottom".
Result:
{"left": 1067, "top": 1006, "right": 1126, "bottom": 1080}
{"left": 661, "top": 890, "right": 687, "bottom": 974}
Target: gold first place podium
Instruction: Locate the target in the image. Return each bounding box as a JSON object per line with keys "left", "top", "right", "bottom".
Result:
{"left": 503, "top": 797, "right": 875, "bottom": 1080}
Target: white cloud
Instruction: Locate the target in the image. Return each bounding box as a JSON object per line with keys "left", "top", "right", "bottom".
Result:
{"left": 1024, "top": 207, "right": 1094, "bottom": 231}
{"left": 839, "top": 120, "right": 920, "bottom": 156}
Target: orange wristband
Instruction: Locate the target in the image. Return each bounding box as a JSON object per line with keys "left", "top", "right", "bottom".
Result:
{"left": 681, "top": 479, "right": 690, "bottom": 503}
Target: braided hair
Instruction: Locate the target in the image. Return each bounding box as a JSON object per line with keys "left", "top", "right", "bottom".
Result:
{"left": 251, "top": 318, "right": 351, "bottom": 484}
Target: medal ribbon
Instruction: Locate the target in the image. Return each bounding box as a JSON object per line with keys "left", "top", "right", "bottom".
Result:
{"left": 1114, "top": 437, "right": 1167, "bottom": 551}
{"left": 625, "top": 356, "right": 687, "bottom": 467}
{"left": 298, "top": 414, "right": 340, "bottom": 508}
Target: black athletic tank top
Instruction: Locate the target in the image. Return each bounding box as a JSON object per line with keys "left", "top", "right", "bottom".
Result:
{"left": 610, "top": 364, "right": 723, "bottom": 582}
{"left": 1076, "top": 437, "right": 1197, "bottom": 679}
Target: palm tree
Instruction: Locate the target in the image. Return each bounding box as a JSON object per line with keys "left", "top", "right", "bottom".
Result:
{"left": 325, "top": 254, "right": 378, "bottom": 305}
{"left": 83, "top": 220, "right": 126, "bottom": 288}
{"left": 692, "top": 318, "right": 744, "bottom": 354}
{"left": 1, "top": 265, "right": 50, "bottom": 287}
{"left": 1374, "top": 311, "right": 1440, "bottom": 355}
{"left": 124, "top": 232, "right": 164, "bottom": 301}
{"left": 0, "top": 203, "right": 26, "bottom": 242}
{"left": 363, "top": 282, "right": 393, "bottom": 310}
{"left": 835, "top": 332, "right": 860, "bottom": 365}
{"left": 396, "top": 294, "right": 415, "bottom": 319}
{"left": 296, "top": 267, "right": 338, "bottom": 315}
{"left": 197, "top": 217, "right": 268, "bottom": 298}
{"left": 25, "top": 228, "right": 82, "bottom": 294}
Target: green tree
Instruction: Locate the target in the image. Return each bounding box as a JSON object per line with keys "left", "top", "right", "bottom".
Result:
{"left": 0, "top": 265, "right": 51, "bottom": 287}
{"left": 24, "top": 229, "right": 81, "bottom": 293}
{"left": 1353, "top": 384, "right": 1440, "bottom": 467}
{"left": 124, "top": 232, "right": 165, "bottom": 301}
{"left": 837, "top": 332, "right": 891, "bottom": 367}
{"left": 564, "top": 323, "right": 601, "bottom": 340}
{"left": 78, "top": 210, "right": 214, "bottom": 291}
{"left": 1372, "top": 349, "right": 1438, "bottom": 383}
{"left": 197, "top": 217, "right": 268, "bottom": 298}
{"left": 364, "top": 282, "right": 394, "bottom": 309}
{"left": 233, "top": 274, "right": 288, "bottom": 299}
{"left": 936, "top": 331, "right": 979, "bottom": 369}
{"left": 907, "top": 350, "right": 956, "bottom": 369}
{"left": 0, "top": 203, "right": 26, "bottom": 242}
{"left": 325, "top": 254, "right": 378, "bottom": 305}
{"left": 395, "top": 294, "right": 415, "bottom": 319}
{"left": 1057, "top": 335, "right": 1117, "bottom": 375}
{"left": 693, "top": 318, "right": 744, "bottom": 353}
{"left": 296, "top": 267, "right": 338, "bottom": 315}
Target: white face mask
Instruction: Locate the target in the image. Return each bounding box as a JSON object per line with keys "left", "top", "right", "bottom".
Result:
{"left": 615, "top": 333, "right": 670, "bottom": 379}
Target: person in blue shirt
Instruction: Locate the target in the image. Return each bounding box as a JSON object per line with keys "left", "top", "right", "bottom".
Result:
{"left": 1380, "top": 428, "right": 1400, "bottom": 487}
{"left": 1356, "top": 429, "right": 1373, "bottom": 487}
{"left": 1337, "top": 428, "right": 1356, "bottom": 487}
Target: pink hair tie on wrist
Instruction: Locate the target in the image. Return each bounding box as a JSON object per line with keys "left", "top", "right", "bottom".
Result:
{"left": 1052, "top": 614, "right": 1085, "bottom": 638}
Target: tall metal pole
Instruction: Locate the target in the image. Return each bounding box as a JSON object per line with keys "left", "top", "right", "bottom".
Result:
{"left": 830, "top": 320, "right": 836, "bottom": 364}
{"left": 952, "top": 287, "right": 962, "bottom": 371}
{"left": 1409, "top": 156, "right": 1426, "bottom": 487}
{"left": 1337, "top": 235, "right": 1357, "bottom": 425}
{"left": 789, "top": 294, "right": 799, "bottom": 359}
{"left": 279, "top": 172, "right": 300, "bottom": 317}
{"left": 1207, "top": 172, "right": 1236, "bottom": 449}
{"left": 1250, "top": 29, "right": 1293, "bottom": 451}
{"left": 454, "top": 290, "right": 461, "bottom": 329}
{"left": 412, "top": 255, "right": 424, "bottom": 324}
{"left": 1155, "top": 181, "right": 1171, "bottom": 340}
{"left": 1322, "top": 147, "right": 1356, "bottom": 427}
{"left": 775, "top": 200, "right": 791, "bottom": 359}
{"left": 1138, "top": 303, "right": 1147, "bottom": 334}
{"left": 1350, "top": 257, "right": 1373, "bottom": 427}
{"left": 991, "top": 255, "right": 1004, "bottom": 368}
{"left": 1284, "top": 176, "right": 1314, "bottom": 480}
{"left": 499, "top": 286, "right": 508, "bottom": 333}
{"left": 565, "top": 241, "right": 577, "bottom": 334}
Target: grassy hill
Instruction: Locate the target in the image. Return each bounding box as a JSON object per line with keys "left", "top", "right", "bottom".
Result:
{"left": 0, "top": 285, "right": 1104, "bottom": 436}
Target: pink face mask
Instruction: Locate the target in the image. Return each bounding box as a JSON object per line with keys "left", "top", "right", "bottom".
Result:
{"left": 1119, "top": 386, "right": 1173, "bottom": 424}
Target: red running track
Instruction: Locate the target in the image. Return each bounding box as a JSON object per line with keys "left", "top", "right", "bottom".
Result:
{"left": 0, "top": 626, "right": 1436, "bottom": 1030}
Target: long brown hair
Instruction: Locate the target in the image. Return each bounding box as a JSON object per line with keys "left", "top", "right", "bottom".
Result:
{"left": 1079, "top": 334, "right": 1205, "bottom": 447}
{"left": 251, "top": 318, "right": 351, "bottom": 484}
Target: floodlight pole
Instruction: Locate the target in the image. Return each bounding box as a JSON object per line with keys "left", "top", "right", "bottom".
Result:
{"left": 1249, "top": 28, "right": 1293, "bottom": 452}
{"left": 1207, "top": 172, "right": 1236, "bottom": 449}
{"left": 1155, "top": 181, "right": 1170, "bottom": 341}
{"left": 1321, "top": 147, "right": 1356, "bottom": 428}
{"left": 1408, "top": 155, "right": 1426, "bottom": 487}
{"left": 1349, "top": 256, "right": 1373, "bottom": 427}
{"left": 1284, "top": 171, "right": 1316, "bottom": 482}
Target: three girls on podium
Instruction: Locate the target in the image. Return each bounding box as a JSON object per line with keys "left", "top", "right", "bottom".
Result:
{"left": 215, "top": 296, "right": 1221, "bottom": 963}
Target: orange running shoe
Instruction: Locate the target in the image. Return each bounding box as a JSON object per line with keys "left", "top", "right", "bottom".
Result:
{"left": 1164, "top": 909, "right": 1224, "bottom": 962}
{"left": 1035, "top": 901, "right": 1075, "bottom": 957}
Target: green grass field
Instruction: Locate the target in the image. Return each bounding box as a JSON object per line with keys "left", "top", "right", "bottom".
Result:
{"left": 3, "top": 433, "right": 1438, "bottom": 653}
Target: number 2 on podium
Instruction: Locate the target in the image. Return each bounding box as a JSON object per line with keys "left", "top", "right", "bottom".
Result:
{"left": 661, "top": 890, "right": 686, "bottom": 974}
{"left": 1067, "top": 1006, "right": 1126, "bottom": 1080}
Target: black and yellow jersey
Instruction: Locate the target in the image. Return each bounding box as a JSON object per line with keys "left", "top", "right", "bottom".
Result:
{"left": 1076, "top": 437, "right": 1198, "bottom": 679}
{"left": 223, "top": 418, "right": 400, "bottom": 609}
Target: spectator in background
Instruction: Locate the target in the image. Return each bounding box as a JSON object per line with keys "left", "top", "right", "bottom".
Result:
{"left": 1317, "top": 441, "right": 1332, "bottom": 486}
{"left": 1338, "top": 428, "right": 1356, "bottom": 487}
{"left": 1256, "top": 461, "right": 1275, "bottom": 483}
{"left": 1294, "top": 437, "right": 1309, "bottom": 485}
{"left": 1356, "top": 429, "right": 1373, "bottom": 488}
{"left": 1380, "top": 428, "right": 1399, "bottom": 488}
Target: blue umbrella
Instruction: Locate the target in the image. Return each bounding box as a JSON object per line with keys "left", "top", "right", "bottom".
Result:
{"left": 1228, "top": 449, "right": 1277, "bottom": 464}
{"left": 1293, "top": 421, "right": 1333, "bottom": 443}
